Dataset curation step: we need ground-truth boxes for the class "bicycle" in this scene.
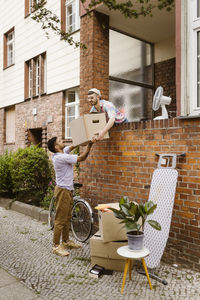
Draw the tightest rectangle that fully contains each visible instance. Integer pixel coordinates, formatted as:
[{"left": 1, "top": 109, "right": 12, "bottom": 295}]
[{"left": 48, "top": 183, "right": 94, "bottom": 242}]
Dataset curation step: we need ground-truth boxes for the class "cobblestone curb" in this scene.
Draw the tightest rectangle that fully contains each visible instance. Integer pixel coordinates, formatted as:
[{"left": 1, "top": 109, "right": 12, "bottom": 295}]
[{"left": 0, "top": 197, "right": 48, "bottom": 223}]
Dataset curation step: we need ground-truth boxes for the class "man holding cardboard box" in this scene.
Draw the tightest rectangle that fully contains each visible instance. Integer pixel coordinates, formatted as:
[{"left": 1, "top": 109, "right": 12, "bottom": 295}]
[
  {"left": 88, "top": 88, "right": 128, "bottom": 140},
  {"left": 47, "top": 137, "right": 95, "bottom": 257}
]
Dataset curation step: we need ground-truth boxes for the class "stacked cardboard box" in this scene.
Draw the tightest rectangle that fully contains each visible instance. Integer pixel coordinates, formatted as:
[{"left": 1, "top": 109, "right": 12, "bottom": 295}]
[{"left": 90, "top": 203, "right": 128, "bottom": 272}]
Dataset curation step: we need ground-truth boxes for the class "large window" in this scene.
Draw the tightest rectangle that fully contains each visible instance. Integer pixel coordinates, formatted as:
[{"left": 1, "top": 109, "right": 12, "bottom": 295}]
[
  {"left": 24, "top": 52, "right": 46, "bottom": 99},
  {"left": 65, "top": 88, "right": 79, "bottom": 138},
  {"left": 3, "top": 28, "right": 15, "bottom": 69},
  {"left": 187, "top": 0, "right": 200, "bottom": 115},
  {"left": 109, "top": 29, "right": 154, "bottom": 122},
  {"left": 5, "top": 107, "right": 15, "bottom": 144},
  {"left": 25, "top": 0, "right": 38, "bottom": 17},
  {"left": 61, "top": 0, "right": 80, "bottom": 33}
]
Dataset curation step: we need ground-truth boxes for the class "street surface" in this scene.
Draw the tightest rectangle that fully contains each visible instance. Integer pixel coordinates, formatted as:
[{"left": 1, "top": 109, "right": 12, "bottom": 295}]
[{"left": 0, "top": 206, "right": 200, "bottom": 300}]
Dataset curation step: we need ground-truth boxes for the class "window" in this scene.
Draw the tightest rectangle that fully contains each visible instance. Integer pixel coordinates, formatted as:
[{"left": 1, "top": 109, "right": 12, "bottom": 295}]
[
  {"left": 5, "top": 107, "right": 15, "bottom": 143},
  {"left": 65, "top": 88, "right": 79, "bottom": 138},
  {"left": 3, "top": 28, "right": 15, "bottom": 69},
  {"left": 24, "top": 53, "right": 46, "bottom": 99},
  {"left": 61, "top": 0, "right": 80, "bottom": 33},
  {"left": 187, "top": 0, "right": 200, "bottom": 115},
  {"left": 25, "top": 0, "right": 38, "bottom": 17},
  {"left": 109, "top": 29, "right": 154, "bottom": 122}
]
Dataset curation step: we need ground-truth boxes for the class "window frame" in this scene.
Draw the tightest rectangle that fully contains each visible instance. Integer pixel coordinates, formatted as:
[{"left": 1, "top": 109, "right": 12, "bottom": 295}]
[
  {"left": 109, "top": 27, "right": 154, "bottom": 121},
  {"left": 65, "top": 87, "right": 80, "bottom": 139},
  {"left": 25, "top": 0, "right": 38, "bottom": 17},
  {"left": 61, "top": 0, "right": 80, "bottom": 34},
  {"left": 5, "top": 106, "right": 15, "bottom": 144},
  {"left": 66, "top": 0, "right": 79, "bottom": 33},
  {"left": 187, "top": 0, "right": 200, "bottom": 116},
  {"left": 24, "top": 52, "right": 46, "bottom": 100},
  {"left": 3, "top": 27, "right": 15, "bottom": 69}
]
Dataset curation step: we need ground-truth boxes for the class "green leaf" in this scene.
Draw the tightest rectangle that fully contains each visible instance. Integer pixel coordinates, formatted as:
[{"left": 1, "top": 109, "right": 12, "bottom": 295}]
[{"left": 147, "top": 220, "right": 161, "bottom": 231}]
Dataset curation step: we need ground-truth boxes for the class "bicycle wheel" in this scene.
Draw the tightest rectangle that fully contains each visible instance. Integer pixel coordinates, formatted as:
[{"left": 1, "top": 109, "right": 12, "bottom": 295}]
[
  {"left": 71, "top": 199, "right": 93, "bottom": 242},
  {"left": 48, "top": 196, "right": 56, "bottom": 230}
]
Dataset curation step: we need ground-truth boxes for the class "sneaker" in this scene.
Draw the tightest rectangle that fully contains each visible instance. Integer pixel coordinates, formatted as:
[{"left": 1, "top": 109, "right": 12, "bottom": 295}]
[
  {"left": 62, "top": 240, "right": 81, "bottom": 249},
  {"left": 52, "top": 245, "right": 69, "bottom": 256}
]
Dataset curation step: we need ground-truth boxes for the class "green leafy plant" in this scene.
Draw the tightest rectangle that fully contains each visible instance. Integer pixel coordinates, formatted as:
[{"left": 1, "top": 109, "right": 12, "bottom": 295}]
[
  {"left": 40, "top": 179, "right": 55, "bottom": 209},
  {"left": 9, "top": 145, "right": 52, "bottom": 206},
  {"left": 110, "top": 196, "right": 161, "bottom": 235},
  {"left": 0, "top": 150, "right": 14, "bottom": 197}
]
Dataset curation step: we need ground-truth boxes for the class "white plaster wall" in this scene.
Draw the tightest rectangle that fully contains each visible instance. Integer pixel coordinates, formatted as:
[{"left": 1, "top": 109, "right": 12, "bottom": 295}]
[
  {"left": 0, "top": 0, "right": 80, "bottom": 108},
  {"left": 154, "top": 37, "right": 175, "bottom": 63}
]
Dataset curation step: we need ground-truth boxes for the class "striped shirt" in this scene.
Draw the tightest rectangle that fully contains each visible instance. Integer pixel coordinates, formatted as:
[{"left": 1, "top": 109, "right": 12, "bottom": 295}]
[{"left": 90, "top": 99, "right": 126, "bottom": 124}]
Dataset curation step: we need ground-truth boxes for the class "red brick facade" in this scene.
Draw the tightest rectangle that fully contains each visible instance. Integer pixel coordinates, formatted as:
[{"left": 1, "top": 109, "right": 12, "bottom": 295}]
[
  {"left": 154, "top": 58, "right": 176, "bottom": 118},
  {"left": 79, "top": 12, "right": 200, "bottom": 271},
  {"left": 0, "top": 92, "right": 65, "bottom": 154},
  {"left": 80, "top": 11, "right": 109, "bottom": 115},
  {"left": 79, "top": 118, "right": 200, "bottom": 271}
]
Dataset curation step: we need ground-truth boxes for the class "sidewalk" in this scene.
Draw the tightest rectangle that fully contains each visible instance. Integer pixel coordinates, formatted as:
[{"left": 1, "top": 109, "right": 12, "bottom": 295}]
[
  {"left": 0, "top": 267, "right": 43, "bottom": 300},
  {"left": 0, "top": 198, "right": 200, "bottom": 299}
]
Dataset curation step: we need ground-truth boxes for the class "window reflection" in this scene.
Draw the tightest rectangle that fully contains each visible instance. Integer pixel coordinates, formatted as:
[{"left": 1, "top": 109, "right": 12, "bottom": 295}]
[
  {"left": 109, "top": 30, "right": 153, "bottom": 85},
  {"left": 109, "top": 81, "right": 153, "bottom": 122},
  {"left": 109, "top": 29, "right": 154, "bottom": 121}
]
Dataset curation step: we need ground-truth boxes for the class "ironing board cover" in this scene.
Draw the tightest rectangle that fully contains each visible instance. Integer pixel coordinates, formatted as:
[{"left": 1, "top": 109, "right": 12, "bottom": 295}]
[{"left": 143, "top": 168, "right": 178, "bottom": 269}]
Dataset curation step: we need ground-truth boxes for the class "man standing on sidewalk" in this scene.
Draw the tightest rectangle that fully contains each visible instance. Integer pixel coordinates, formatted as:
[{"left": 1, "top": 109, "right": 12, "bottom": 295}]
[{"left": 47, "top": 137, "right": 95, "bottom": 257}]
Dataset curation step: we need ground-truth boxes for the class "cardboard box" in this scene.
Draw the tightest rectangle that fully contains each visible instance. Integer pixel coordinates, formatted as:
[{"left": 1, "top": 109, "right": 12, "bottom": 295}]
[
  {"left": 69, "top": 113, "right": 109, "bottom": 147},
  {"left": 98, "top": 203, "right": 127, "bottom": 243},
  {"left": 90, "top": 232, "right": 127, "bottom": 271}
]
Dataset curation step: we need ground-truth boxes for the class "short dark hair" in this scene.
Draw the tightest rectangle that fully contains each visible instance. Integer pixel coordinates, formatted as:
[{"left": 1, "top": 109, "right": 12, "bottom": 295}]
[{"left": 47, "top": 137, "right": 57, "bottom": 153}]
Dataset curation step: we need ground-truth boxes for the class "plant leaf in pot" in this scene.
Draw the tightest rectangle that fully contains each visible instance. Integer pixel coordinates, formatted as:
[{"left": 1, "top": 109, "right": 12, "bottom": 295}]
[{"left": 109, "top": 196, "right": 161, "bottom": 250}]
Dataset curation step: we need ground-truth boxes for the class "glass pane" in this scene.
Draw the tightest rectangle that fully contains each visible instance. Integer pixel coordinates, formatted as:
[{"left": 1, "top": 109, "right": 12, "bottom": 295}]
[
  {"left": 8, "top": 44, "right": 13, "bottom": 52},
  {"left": 67, "top": 5, "right": 72, "bottom": 15},
  {"left": 198, "top": 0, "right": 200, "bottom": 18},
  {"left": 109, "top": 30, "right": 153, "bottom": 85},
  {"left": 68, "top": 91, "right": 75, "bottom": 103},
  {"left": 67, "top": 127, "right": 70, "bottom": 137},
  {"left": 109, "top": 80, "right": 153, "bottom": 122},
  {"left": 198, "top": 32, "right": 200, "bottom": 107},
  {"left": 7, "top": 32, "right": 13, "bottom": 42},
  {"left": 68, "top": 106, "right": 75, "bottom": 116}
]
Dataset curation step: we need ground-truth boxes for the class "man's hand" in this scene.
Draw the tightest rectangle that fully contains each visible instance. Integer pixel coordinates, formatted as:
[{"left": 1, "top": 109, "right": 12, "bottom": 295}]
[
  {"left": 90, "top": 136, "right": 97, "bottom": 143},
  {"left": 77, "top": 139, "right": 96, "bottom": 162},
  {"left": 93, "top": 131, "right": 104, "bottom": 141}
]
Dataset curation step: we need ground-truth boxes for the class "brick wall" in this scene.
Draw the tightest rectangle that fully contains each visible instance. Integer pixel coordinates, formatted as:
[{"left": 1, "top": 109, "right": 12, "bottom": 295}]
[
  {"left": 0, "top": 92, "right": 65, "bottom": 153},
  {"left": 154, "top": 58, "right": 176, "bottom": 118},
  {"left": 80, "top": 11, "right": 109, "bottom": 115},
  {"left": 79, "top": 118, "right": 200, "bottom": 271}
]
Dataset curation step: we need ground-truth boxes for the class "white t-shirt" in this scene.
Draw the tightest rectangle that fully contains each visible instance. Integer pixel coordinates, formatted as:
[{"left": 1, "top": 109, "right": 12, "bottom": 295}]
[{"left": 52, "top": 146, "right": 78, "bottom": 190}]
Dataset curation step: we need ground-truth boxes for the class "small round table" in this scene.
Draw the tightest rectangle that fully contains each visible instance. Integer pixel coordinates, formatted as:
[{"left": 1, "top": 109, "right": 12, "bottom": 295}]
[{"left": 117, "top": 246, "right": 152, "bottom": 294}]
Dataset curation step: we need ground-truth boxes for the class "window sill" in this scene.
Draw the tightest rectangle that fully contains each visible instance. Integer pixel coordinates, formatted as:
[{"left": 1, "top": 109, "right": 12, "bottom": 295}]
[
  {"left": 3, "top": 63, "right": 15, "bottom": 70},
  {"left": 4, "top": 142, "right": 15, "bottom": 145},
  {"left": 177, "top": 114, "right": 200, "bottom": 120},
  {"left": 60, "top": 28, "right": 80, "bottom": 40}
]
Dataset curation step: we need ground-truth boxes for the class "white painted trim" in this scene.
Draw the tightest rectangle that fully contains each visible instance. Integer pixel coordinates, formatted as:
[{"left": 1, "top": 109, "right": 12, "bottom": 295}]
[
  {"left": 65, "top": 87, "right": 80, "bottom": 138},
  {"left": 187, "top": 0, "right": 200, "bottom": 116}
]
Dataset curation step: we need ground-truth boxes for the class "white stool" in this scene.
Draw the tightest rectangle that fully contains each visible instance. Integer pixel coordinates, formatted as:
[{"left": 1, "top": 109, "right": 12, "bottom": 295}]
[{"left": 117, "top": 246, "right": 152, "bottom": 294}]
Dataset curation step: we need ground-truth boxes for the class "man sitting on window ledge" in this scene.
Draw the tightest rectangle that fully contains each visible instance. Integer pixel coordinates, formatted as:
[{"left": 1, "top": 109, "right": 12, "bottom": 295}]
[{"left": 87, "top": 88, "right": 128, "bottom": 140}]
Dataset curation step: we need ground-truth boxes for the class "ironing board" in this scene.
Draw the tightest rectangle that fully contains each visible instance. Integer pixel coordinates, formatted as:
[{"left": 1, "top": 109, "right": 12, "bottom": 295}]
[{"left": 143, "top": 154, "right": 178, "bottom": 269}]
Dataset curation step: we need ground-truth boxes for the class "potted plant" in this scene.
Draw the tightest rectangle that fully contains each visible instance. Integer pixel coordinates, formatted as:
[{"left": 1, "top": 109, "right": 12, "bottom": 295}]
[{"left": 110, "top": 196, "right": 161, "bottom": 250}]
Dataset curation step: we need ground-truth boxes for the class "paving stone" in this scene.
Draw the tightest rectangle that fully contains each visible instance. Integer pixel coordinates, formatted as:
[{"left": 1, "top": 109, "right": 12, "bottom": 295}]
[{"left": 0, "top": 206, "right": 200, "bottom": 300}]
